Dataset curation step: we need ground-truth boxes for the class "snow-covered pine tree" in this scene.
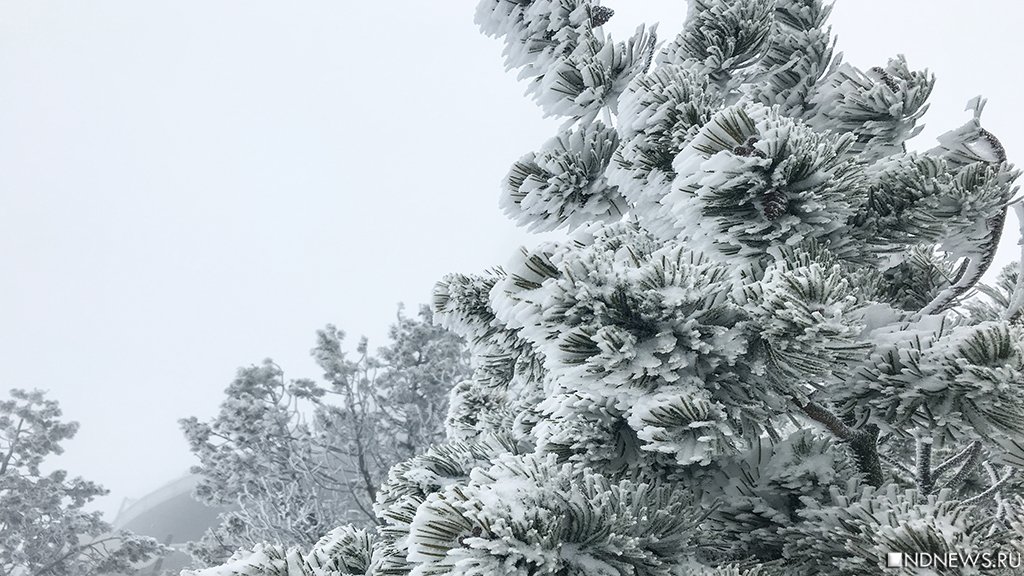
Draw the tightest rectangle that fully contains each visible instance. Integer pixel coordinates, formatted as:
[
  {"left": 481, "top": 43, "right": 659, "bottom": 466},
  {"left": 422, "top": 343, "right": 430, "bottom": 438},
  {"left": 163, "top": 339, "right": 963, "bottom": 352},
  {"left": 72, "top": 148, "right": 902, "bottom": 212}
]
[{"left": 184, "top": 1, "right": 1024, "bottom": 575}]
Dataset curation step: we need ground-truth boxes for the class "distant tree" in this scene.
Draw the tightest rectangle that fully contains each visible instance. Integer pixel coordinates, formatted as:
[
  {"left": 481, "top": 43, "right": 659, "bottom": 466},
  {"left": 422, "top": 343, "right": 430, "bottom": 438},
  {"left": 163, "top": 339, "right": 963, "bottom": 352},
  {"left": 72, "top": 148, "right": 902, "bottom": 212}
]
[
  {"left": 0, "top": 388, "right": 166, "bottom": 576},
  {"left": 371, "top": 304, "right": 473, "bottom": 462},
  {"left": 181, "top": 305, "right": 470, "bottom": 566},
  {"left": 178, "top": 360, "right": 335, "bottom": 566}
]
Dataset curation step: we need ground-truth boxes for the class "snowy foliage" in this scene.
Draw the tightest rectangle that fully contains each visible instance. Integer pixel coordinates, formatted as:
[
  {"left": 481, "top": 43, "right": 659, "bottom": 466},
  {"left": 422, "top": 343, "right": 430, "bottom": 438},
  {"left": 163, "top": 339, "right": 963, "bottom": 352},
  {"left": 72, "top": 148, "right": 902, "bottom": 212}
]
[
  {"left": 400, "top": 452, "right": 701, "bottom": 576},
  {"left": 192, "top": 1, "right": 1024, "bottom": 575},
  {"left": 181, "top": 526, "right": 373, "bottom": 576},
  {"left": 476, "top": 0, "right": 657, "bottom": 118},
  {"left": 0, "top": 389, "right": 166, "bottom": 576},
  {"left": 502, "top": 121, "right": 625, "bottom": 232}
]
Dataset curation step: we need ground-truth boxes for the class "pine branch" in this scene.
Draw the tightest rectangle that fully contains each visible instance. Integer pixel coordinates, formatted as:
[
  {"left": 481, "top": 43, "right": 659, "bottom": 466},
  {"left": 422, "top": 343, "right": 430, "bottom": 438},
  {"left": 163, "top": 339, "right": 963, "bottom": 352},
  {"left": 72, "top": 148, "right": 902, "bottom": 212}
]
[
  {"left": 879, "top": 453, "right": 914, "bottom": 479},
  {"left": 797, "top": 400, "right": 884, "bottom": 486},
  {"left": 982, "top": 461, "right": 1010, "bottom": 525},
  {"left": 1002, "top": 202, "right": 1024, "bottom": 323},
  {"left": 936, "top": 441, "right": 984, "bottom": 493},
  {"left": 915, "top": 437, "right": 933, "bottom": 494},
  {"left": 917, "top": 139, "right": 1010, "bottom": 317},
  {"left": 931, "top": 441, "right": 982, "bottom": 481},
  {"left": 962, "top": 466, "right": 1014, "bottom": 506}
]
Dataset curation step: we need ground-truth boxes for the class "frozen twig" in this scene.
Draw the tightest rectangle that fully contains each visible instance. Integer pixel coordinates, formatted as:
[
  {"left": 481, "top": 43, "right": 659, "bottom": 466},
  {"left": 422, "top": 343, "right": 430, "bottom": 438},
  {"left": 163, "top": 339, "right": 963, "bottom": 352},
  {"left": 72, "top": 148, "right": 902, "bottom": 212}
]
[
  {"left": 963, "top": 465, "right": 1014, "bottom": 506},
  {"left": 916, "top": 436, "right": 933, "bottom": 494},
  {"left": 797, "top": 399, "right": 883, "bottom": 486}
]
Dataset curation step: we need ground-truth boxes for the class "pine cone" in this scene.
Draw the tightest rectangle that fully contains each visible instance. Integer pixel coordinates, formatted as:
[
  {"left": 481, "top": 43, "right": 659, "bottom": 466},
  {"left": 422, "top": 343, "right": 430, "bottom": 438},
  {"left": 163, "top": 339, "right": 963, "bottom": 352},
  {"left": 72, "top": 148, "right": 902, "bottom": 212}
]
[
  {"left": 869, "top": 66, "right": 899, "bottom": 93},
  {"left": 590, "top": 6, "right": 614, "bottom": 28}
]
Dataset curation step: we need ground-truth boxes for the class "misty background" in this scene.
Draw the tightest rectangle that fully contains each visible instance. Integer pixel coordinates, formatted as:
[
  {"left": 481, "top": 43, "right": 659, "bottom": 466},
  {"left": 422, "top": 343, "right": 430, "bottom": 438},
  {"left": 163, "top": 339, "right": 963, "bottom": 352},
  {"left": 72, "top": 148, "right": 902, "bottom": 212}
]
[{"left": 1, "top": 0, "right": 1022, "bottom": 519}]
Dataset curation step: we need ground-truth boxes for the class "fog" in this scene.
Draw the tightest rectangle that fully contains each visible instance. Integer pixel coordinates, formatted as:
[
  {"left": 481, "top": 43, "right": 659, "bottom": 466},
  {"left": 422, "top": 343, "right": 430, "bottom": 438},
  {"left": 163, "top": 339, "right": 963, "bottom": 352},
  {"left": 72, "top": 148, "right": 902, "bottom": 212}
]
[{"left": 1, "top": 0, "right": 1021, "bottom": 518}]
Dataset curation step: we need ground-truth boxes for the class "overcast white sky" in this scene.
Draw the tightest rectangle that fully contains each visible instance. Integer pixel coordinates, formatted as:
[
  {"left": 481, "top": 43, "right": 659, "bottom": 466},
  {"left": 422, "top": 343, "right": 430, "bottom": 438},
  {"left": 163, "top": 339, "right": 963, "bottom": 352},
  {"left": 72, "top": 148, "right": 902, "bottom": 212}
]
[{"left": 2, "top": 1, "right": 1022, "bottom": 519}]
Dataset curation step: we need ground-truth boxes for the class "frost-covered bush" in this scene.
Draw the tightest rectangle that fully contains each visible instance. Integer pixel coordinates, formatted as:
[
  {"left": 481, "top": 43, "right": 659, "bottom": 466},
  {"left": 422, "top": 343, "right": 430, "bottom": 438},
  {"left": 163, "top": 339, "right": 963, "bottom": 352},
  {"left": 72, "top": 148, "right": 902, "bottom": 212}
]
[{"left": 190, "top": 1, "right": 1024, "bottom": 575}]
